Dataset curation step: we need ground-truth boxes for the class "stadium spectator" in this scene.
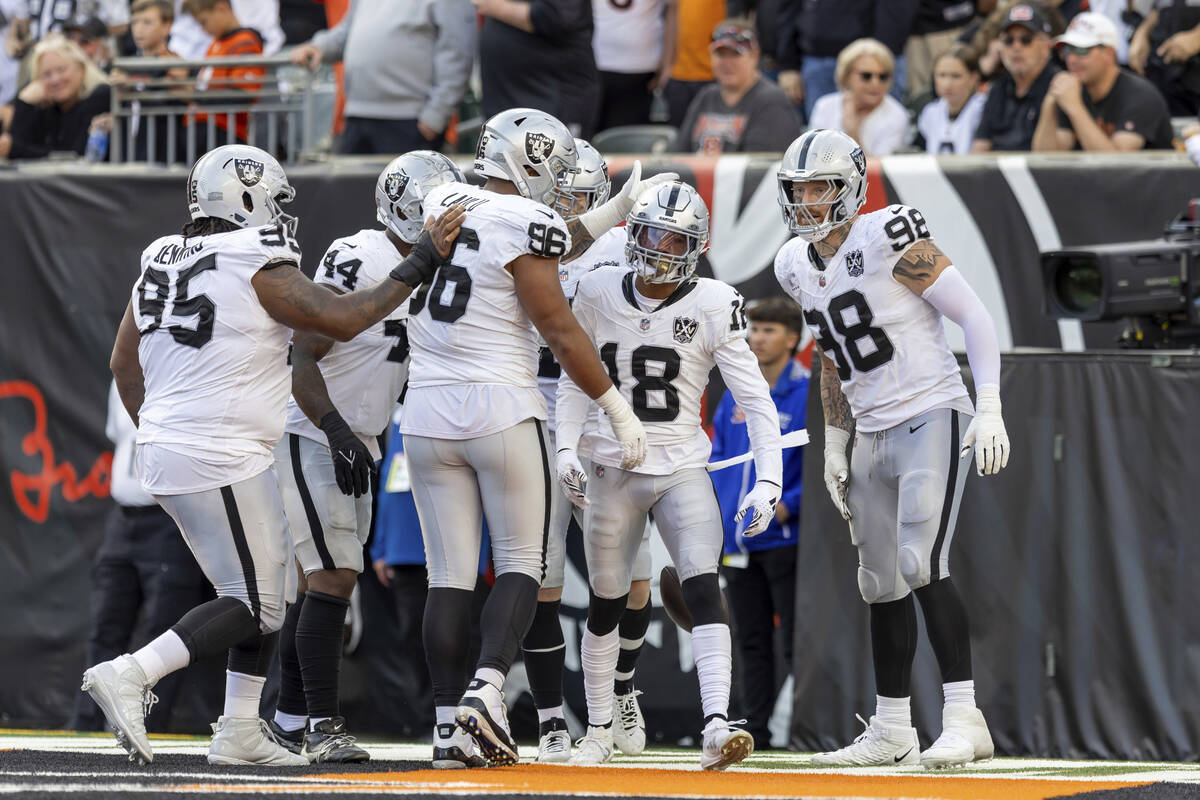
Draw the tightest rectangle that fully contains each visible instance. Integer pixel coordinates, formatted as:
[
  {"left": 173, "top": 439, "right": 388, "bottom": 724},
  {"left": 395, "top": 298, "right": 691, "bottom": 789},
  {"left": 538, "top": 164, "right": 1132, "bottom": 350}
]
[
  {"left": 958, "top": 0, "right": 1065, "bottom": 80},
  {"left": 114, "top": 0, "right": 188, "bottom": 163},
  {"left": 971, "top": 3, "right": 1060, "bottom": 152},
  {"left": 476, "top": 0, "right": 600, "bottom": 137},
  {"left": 64, "top": 16, "right": 111, "bottom": 71},
  {"left": 661, "top": 0, "right": 723, "bottom": 128},
  {"left": 710, "top": 296, "right": 808, "bottom": 752},
  {"left": 775, "top": 0, "right": 918, "bottom": 117},
  {"left": 70, "top": 382, "right": 210, "bottom": 734},
  {"left": 184, "top": 0, "right": 264, "bottom": 150},
  {"left": 592, "top": 0, "right": 676, "bottom": 130},
  {"left": 807, "top": 38, "right": 910, "bottom": 156},
  {"left": 672, "top": 19, "right": 801, "bottom": 153},
  {"left": 1088, "top": 0, "right": 1156, "bottom": 65},
  {"left": 0, "top": 0, "right": 26, "bottom": 105},
  {"left": 916, "top": 46, "right": 985, "bottom": 153},
  {"left": 24, "top": 0, "right": 129, "bottom": 47},
  {"left": 1129, "top": 0, "right": 1200, "bottom": 115},
  {"left": 905, "top": 0, "right": 979, "bottom": 102},
  {"left": 169, "top": 0, "right": 284, "bottom": 59},
  {"left": 1033, "top": 12, "right": 1174, "bottom": 150},
  {"left": 288, "top": 0, "right": 474, "bottom": 154},
  {"left": 0, "top": 35, "right": 110, "bottom": 160}
]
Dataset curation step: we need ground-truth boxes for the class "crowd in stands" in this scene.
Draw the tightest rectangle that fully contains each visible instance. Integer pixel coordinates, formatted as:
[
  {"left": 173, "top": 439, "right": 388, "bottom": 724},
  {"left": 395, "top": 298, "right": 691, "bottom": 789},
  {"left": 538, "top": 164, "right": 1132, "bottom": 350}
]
[{"left": 0, "top": 0, "right": 1196, "bottom": 162}]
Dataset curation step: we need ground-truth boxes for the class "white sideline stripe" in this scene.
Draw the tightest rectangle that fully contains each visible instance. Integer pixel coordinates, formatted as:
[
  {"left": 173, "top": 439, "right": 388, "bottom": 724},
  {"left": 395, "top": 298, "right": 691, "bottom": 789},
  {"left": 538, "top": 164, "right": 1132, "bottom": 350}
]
[
  {"left": 996, "top": 156, "right": 1085, "bottom": 352},
  {"left": 881, "top": 155, "right": 1014, "bottom": 352}
]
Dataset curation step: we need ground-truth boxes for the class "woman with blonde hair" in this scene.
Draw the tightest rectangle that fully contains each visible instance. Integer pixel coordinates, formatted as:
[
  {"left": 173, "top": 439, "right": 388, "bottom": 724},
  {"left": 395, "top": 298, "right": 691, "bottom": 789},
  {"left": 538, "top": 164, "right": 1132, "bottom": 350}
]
[
  {"left": 807, "top": 37, "right": 910, "bottom": 156},
  {"left": 0, "top": 34, "right": 111, "bottom": 160}
]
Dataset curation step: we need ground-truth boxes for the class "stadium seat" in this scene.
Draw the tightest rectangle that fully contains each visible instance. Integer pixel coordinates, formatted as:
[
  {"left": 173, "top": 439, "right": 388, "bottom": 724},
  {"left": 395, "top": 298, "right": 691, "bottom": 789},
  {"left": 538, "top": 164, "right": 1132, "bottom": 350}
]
[{"left": 591, "top": 125, "right": 678, "bottom": 155}]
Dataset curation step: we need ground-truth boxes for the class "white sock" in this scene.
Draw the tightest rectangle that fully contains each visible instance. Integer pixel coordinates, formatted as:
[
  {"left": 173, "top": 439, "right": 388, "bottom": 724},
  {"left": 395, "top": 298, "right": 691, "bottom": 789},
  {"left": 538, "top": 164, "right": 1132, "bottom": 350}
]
[
  {"left": 473, "top": 667, "right": 505, "bottom": 690},
  {"left": 273, "top": 710, "right": 307, "bottom": 731},
  {"left": 223, "top": 670, "right": 266, "bottom": 718},
  {"left": 691, "top": 623, "right": 732, "bottom": 722},
  {"left": 943, "top": 679, "right": 976, "bottom": 708},
  {"left": 537, "top": 705, "right": 565, "bottom": 725},
  {"left": 131, "top": 630, "right": 190, "bottom": 686},
  {"left": 581, "top": 627, "right": 620, "bottom": 727},
  {"left": 309, "top": 716, "right": 330, "bottom": 730},
  {"left": 875, "top": 695, "right": 912, "bottom": 729},
  {"left": 435, "top": 705, "right": 456, "bottom": 726}
]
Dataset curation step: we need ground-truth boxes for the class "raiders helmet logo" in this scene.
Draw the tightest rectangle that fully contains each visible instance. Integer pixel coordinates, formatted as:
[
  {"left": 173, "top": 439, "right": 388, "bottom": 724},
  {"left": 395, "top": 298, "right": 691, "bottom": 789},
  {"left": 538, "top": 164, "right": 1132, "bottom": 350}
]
[
  {"left": 384, "top": 172, "right": 409, "bottom": 202},
  {"left": 850, "top": 147, "right": 866, "bottom": 176},
  {"left": 234, "top": 158, "right": 265, "bottom": 187},
  {"left": 673, "top": 316, "right": 698, "bottom": 344},
  {"left": 525, "top": 131, "right": 554, "bottom": 165},
  {"left": 846, "top": 249, "right": 865, "bottom": 278}
]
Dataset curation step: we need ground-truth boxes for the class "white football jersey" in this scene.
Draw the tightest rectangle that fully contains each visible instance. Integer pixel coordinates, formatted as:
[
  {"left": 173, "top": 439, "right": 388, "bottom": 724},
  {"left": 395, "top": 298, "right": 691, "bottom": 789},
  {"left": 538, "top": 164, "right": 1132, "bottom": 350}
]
[
  {"left": 774, "top": 205, "right": 972, "bottom": 433},
  {"left": 567, "top": 266, "right": 764, "bottom": 475},
  {"left": 284, "top": 228, "right": 409, "bottom": 460},
  {"left": 538, "top": 226, "right": 627, "bottom": 426},
  {"left": 401, "top": 181, "right": 573, "bottom": 439},
  {"left": 133, "top": 224, "right": 301, "bottom": 493}
]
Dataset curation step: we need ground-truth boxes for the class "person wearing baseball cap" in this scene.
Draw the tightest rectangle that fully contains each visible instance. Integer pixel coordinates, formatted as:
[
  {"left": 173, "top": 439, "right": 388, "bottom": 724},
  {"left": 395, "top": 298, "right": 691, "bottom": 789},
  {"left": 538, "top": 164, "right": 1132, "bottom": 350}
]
[
  {"left": 1032, "top": 11, "right": 1173, "bottom": 151},
  {"left": 972, "top": 3, "right": 1060, "bottom": 152}
]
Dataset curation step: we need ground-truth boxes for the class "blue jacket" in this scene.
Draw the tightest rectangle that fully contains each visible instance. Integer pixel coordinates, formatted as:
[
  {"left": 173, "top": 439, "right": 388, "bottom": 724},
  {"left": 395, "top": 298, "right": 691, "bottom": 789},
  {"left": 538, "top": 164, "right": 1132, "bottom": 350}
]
[{"left": 709, "top": 360, "right": 809, "bottom": 555}]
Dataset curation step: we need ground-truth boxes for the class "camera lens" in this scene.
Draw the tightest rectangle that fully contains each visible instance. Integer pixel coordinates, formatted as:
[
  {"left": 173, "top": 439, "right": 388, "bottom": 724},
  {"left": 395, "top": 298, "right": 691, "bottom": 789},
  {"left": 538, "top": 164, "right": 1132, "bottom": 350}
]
[{"left": 1054, "top": 256, "right": 1101, "bottom": 314}]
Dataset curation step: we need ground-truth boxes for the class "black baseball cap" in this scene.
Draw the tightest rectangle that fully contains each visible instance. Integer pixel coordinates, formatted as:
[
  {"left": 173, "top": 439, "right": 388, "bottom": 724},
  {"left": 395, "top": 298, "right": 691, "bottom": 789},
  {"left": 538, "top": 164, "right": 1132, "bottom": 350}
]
[
  {"left": 64, "top": 16, "right": 108, "bottom": 42},
  {"left": 1004, "top": 3, "right": 1052, "bottom": 36}
]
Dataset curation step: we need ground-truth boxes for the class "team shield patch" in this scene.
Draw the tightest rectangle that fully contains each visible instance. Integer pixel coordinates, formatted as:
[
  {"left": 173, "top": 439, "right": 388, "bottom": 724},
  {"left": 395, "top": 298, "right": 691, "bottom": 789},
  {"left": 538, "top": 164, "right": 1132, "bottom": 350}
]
[
  {"left": 673, "top": 316, "right": 698, "bottom": 344},
  {"left": 850, "top": 147, "right": 866, "bottom": 176},
  {"left": 234, "top": 158, "right": 264, "bottom": 187},
  {"left": 846, "top": 249, "right": 864, "bottom": 278},
  {"left": 384, "top": 172, "right": 409, "bottom": 202},
  {"left": 525, "top": 131, "right": 553, "bottom": 164}
]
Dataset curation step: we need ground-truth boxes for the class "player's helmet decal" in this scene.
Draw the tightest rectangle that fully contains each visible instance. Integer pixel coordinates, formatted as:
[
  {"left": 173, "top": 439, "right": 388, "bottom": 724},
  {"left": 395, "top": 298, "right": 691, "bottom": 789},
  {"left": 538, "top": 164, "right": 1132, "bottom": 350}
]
[
  {"left": 525, "top": 131, "right": 554, "bottom": 164},
  {"left": 673, "top": 316, "right": 698, "bottom": 344},
  {"left": 851, "top": 147, "right": 866, "bottom": 176},
  {"left": 384, "top": 172, "right": 409, "bottom": 202},
  {"left": 234, "top": 158, "right": 264, "bottom": 187}
]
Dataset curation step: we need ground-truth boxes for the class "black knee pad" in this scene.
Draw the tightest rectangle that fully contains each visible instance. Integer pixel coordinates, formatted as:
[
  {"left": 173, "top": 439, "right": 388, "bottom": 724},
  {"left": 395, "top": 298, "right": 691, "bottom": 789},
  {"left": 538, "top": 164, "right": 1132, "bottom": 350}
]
[
  {"left": 171, "top": 595, "right": 259, "bottom": 661},
  {"left": 228, "top": 630, "right": 279, "bottom": 677},
  {"left": 681, "top": 573, "right": 726, "bottom": 627},
  {"left": 586, "top": 591, "right": 629, "bottom": 635}
]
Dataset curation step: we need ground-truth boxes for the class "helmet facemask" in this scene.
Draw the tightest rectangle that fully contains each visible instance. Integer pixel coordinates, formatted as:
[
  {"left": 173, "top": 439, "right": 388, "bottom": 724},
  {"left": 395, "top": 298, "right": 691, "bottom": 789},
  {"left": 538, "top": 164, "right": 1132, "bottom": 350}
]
[
  {"left": 626, "top": 223, "right": 702, "bottom": 284},
  {"left": 778, "top": 175, "right": 851, "bottom": 243},
  {"left": 266, "top": 184, "right": 297, "bottom": 237}
]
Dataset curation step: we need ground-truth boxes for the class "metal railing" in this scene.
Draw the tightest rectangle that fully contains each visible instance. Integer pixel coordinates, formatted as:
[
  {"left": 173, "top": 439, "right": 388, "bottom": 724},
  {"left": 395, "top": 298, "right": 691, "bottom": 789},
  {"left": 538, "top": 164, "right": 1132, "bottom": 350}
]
[{"left": 108, "top": 53, "right": 323, "bottom": 165}]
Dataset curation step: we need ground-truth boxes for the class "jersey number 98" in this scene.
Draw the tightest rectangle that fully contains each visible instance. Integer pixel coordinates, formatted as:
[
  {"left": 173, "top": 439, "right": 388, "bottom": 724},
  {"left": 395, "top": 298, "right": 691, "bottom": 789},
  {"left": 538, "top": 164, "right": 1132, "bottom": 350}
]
[{"left": 804, "top": 289, "right": 894, "bottom": 380}]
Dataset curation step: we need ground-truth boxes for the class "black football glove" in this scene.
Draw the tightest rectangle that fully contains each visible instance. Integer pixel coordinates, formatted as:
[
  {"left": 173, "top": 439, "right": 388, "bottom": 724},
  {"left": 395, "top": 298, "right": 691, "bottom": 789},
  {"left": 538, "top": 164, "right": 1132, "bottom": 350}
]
[
  {"left": 319, "top": 411, "right": 374, "bottom": 498},
  {"left": 389, "top": 229, "right": 445, "bottom": 288}
]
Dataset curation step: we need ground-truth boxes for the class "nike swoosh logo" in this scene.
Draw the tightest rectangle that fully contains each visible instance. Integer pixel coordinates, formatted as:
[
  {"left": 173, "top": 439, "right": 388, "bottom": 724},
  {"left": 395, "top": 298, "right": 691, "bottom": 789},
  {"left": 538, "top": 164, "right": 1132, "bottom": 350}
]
[
  {"left": 536, "top": 209, "right": 553, "bottom": 219},
  {"left": 895, "top": 747, "right": 913, "bottom": 763},
  {"left": 908, "top": 422, "right": 928, "bottom": 434}
]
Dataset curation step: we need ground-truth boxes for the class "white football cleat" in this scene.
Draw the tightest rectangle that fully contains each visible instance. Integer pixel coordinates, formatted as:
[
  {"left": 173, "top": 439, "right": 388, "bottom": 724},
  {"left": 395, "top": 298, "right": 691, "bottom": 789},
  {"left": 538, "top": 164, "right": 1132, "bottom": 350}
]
[
  {"left": 536, "top": 718, "right": 572, "bottom": 763},
  {"left": 612, "top": 689, "right": 646, "bottom": 756},
  {"left": 432, "top": 723, "right": 486, "bottom": 769},
  {"left": 80, "top": 655, "right": 156, "bottom": 764},
  {"left": 700, "top": 722, "right": 754, "bottom": 771},
  {"left": 569, "top": 725, "right": 614, "bottom": 765},
  {"left": 921, "top": 705, "right": 994, "bottom": 769},
  {"left": 811, "top": 715, "right": 919, "bottom": 767},
  {"left": 456, "top": 679, "right": 518, "bottom": 766},
  {"left": 208, "top": 716, "right": 310, "bottom": 766}
]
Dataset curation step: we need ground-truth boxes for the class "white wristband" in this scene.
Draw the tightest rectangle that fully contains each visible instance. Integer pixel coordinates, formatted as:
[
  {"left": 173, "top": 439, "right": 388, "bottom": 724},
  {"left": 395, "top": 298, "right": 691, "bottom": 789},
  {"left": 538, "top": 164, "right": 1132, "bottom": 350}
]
[
  {"left": 577, "top": 194, "right": 632, "bottom": 241},
  {"left": 595, "top": 384, "right": 634, "bottom": 423},
  {"left": 825, "top": 426, "right": 850, "bottom": 455}
]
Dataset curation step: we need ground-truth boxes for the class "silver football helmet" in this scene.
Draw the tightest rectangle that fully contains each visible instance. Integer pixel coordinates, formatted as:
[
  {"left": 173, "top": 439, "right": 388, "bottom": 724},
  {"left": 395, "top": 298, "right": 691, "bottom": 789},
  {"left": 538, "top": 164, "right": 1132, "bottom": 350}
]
[
  {"left": 776, "top": 129, "right": 867, "bottom": 242},
  {"left": 474, "top": 108, "right": 578, "bottom": 208},
  {"left": 187, "top": 144, "right": 296, "bottom": 234},
  {"left": 553, "top": 138, "right": 610, "bottom": 219},
  {"left": 625, "top": 181, "right": 710, "bottom": 284},
  {"left": 375, "top": 151, "right": 464, "bottom": 243}
]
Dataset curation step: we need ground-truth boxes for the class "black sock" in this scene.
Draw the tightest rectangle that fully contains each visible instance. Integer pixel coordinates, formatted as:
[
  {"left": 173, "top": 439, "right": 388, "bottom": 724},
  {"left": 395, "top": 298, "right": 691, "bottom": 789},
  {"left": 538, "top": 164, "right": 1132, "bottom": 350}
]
[
  {"left": 275, "top": 594, "right": 307, "bottom": 719},
  {"left": 171, "top": 595, "right": 259, "bottom": 661},
  {"left": 869, "top": 594, "right": 918, "bottom": 698},
  {"left": 477, "top": 572, "right": 539, "bottom": 675},
  {"left": 296, "top": 590, "right": 349, "bottom": 720},
  {"left": 614, "top": 600, "right": 651, "bottom": 695},
  {"left": 424, "top": 587, "right": 475, "bottom": 707},
  {"left": 522, "top": 599, "right": 566, "bottom": 711},
  {"left": 229, "top": 630, "right": 278, "bottom": 677},
  {"left": 914, "top": 577, "right": 973, "bottom": 683}
]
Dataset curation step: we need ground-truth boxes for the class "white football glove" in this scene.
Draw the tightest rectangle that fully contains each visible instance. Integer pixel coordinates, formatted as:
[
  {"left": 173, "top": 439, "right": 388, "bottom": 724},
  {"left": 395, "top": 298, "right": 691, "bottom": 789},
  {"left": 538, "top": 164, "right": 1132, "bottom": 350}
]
[
  {"left": 556, "top": 448, "right": 590, "bottom": 509},
  {"left": 577, "top": 159, "right": 680, "bottom": 240},
  {"left": 824, "top": 426, "right": 852, "bottom": 521},
  {"left": 595, "top": 386, "right": 647, "bottom": 470},
  {"left": 735, "top": 480, "right": 780, "bottom": 537},
  {"left": 960, "top": 385, "right": 1010, "bottom": 476}
]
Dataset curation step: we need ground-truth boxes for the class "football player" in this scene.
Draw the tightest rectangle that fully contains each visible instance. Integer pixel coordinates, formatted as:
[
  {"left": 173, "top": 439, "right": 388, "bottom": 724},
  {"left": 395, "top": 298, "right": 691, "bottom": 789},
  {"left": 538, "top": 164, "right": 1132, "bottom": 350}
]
[
  {"left": 86, "top": 144, "right": 463, "bottom": 766},
  {"left": 402, "top": 108, "right": 657, "bottom": 767},
  {"left": 556, "top": 181, "right": 783, "bottom": 770},
  {"left": 523, "top": 139, "right": 675, "bottom": 763},
  {"left": 267, "top": 151, "right": 465, "bottom": 764},
  {"left": 773, "top": 129, "right": 1008, "bottom": 769}
]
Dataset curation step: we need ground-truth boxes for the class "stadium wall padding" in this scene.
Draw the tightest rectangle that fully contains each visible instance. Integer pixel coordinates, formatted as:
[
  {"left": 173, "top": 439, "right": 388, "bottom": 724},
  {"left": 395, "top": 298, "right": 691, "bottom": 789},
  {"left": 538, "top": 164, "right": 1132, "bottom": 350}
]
[{"left": 0, "top": 155, "right": 1197, "bottom": 755}]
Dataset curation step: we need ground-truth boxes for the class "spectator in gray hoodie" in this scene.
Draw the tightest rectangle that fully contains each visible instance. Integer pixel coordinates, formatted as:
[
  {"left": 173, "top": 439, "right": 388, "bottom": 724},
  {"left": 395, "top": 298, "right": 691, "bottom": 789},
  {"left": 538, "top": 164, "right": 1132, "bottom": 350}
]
[{"left": 290, "top": 0, "right": 476, "bottom": 154}]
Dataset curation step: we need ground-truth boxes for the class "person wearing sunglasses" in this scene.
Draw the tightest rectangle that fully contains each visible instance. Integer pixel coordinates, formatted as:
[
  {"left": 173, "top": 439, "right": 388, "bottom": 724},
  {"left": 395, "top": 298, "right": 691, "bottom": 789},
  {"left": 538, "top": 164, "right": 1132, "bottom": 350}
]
[
  {"left": 971, "top": 3, "right": 1060, "bottom": 152},
  {"left": 1033, "top": 11, "right": 1173, "bottom": 151},
  {"left": 807, "top": 37, "right": 910, "bottom": 156}
]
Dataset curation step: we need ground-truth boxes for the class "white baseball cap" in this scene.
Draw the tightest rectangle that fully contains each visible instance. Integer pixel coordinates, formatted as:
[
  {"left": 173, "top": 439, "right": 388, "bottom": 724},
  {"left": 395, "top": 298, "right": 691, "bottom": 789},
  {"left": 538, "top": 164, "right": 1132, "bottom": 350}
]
[{"left": 1055, "top": 12, "right": 1119, "bottom": 50}]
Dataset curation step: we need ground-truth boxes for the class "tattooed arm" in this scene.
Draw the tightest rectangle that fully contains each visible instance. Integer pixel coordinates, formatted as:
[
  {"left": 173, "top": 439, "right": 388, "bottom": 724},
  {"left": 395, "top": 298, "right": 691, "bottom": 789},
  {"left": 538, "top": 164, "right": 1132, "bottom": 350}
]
[
  {"left": 290, "top": 329, "right": 337, "bottom": 426},
  {"left": 562, "top": 216, "right": 598, "bottom": 262},
  {"left": 819, "top": 348, "right": 854, "bottom": 433},
  {"left": 891, "top": 238, "right": 953, "bottom": 294}
]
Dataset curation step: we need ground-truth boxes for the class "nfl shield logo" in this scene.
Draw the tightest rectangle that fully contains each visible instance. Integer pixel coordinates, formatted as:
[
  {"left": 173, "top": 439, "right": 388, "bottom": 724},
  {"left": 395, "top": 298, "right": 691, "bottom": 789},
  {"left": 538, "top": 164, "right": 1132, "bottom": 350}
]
[
  {"left": 384, "top": 172, "right": 408, "bottom": 202},
  {"left": 595, "top": 464, "right": 605, "bottom": 478},
  {"left": 525, "top": 131, "right": 553, "bottom": 164},
  {"left": 673, "top": 316, "right": 698, "bottom": 344},
  {"left": 234, "top": 158, "right": 264, "bottom": 187},
  {"left": 846, "top": 249, "right": 865, "bottom": 278},
  {"left": 639, "top": 318, "right": 651, "bottom": 332}
]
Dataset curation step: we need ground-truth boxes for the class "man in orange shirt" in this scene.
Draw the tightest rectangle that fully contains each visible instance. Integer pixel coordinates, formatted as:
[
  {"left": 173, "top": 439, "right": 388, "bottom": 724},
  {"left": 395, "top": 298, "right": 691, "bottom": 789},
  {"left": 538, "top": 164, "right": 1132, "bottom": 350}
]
[
  {"left": 663, "top": 0, "right": 725, "bottom": 127},
  {"left": 184, "top": 0, "right": 264, "bottom": 148}
]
